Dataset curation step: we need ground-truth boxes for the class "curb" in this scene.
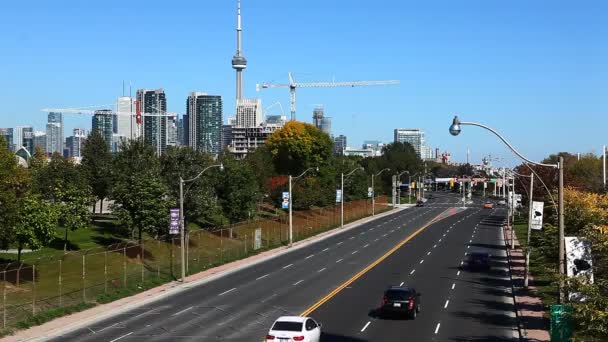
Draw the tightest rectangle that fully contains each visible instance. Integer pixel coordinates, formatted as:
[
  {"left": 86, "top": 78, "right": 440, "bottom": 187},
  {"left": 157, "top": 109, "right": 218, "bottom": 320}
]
[
  {"left": 502, "top": 225, "right": 525, "bottom": 341},
  {"left": 5, "top": 207, "right": 408, "bottom": 342}
]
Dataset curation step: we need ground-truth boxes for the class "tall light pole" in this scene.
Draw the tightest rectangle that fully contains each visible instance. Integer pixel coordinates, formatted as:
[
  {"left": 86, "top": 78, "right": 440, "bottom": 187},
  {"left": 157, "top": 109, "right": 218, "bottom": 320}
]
[
  {"left": 449, "top": 115, "right": 566, "bottom": 303},
  {"left": 179, "top": 163, "right": 224, "bottom": 282},
  {"left": 372, "top": 168, "right": 390, "bottom": 216},
  {"left": 396, "top": 170, "right": 409, "bottom": 205},
  {"left": 288, "top": 167, "right": 318, "bottom": 247},
  {"left": 342, "top": 167, "right": 364, "bottom": 228}
]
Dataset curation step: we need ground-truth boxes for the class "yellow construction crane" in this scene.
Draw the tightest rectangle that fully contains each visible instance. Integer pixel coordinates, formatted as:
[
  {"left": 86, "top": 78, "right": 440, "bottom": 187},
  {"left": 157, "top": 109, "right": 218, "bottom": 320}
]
[{"left": 256, "top": 72, "right": 400, "bottom": 121}]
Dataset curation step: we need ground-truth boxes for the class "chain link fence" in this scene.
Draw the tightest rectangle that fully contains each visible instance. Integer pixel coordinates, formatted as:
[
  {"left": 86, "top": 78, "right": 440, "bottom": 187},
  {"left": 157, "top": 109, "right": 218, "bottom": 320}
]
[{"left": 1, "top": 196, "right": 389, "bottom": 328}]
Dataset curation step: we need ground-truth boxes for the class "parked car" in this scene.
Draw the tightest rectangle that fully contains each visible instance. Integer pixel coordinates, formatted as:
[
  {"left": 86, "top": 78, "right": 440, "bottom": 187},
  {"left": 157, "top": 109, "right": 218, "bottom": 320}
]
[
  {"left": 379, "top": 285, "right": 421, "bottom": 319},
  {"left": 266, "top": 316, "right": 321, "bottom": 342},
  {"left": 483, "top": 201, "right": 494, "bottom": 209},
  {"left": 466, "top": 251, "right": 491, "bottom": 271}
]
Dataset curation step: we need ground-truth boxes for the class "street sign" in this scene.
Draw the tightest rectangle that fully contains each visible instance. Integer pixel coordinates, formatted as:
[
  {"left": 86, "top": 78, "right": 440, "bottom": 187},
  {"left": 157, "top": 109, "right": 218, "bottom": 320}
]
[
  {"left": 281, "top": 191, "right": 289, "bottom": 209},
  {"left": 169, "top": 208, "right": 180, "bottom": 234},
  {"left": 367, "top": 187, "right": 373, "bottom": 198},
  {"left": 336, "top": 189, "right": 342, "bottom": 203},
  {"left": 531, "top": 201, "right": 544, "bottom": 230}
]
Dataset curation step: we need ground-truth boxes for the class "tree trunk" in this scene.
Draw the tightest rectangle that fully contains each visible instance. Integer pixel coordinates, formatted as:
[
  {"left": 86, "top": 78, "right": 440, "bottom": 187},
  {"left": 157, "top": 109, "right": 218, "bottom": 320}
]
[
  {"left": 92, "top": 202, "right": 96, "bottom": 214},
  {"left": 138, "top": 227, "right": 142, "bottom": 244},
  {"left": 100, "top": 198, "right": 104, "bottom": 214},
  {"left": 64, "top": 227, "right": 68, "bottom": 252},
  {"left": 17, "top": 244, "right": 22, "bottom": 262}
]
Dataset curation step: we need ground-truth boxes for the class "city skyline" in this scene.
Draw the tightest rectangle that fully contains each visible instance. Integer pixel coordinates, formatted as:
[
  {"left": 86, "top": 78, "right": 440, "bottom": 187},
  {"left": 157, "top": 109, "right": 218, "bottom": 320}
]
[{"left": 1, "top": 0, "right": 607, "bottom": 164}]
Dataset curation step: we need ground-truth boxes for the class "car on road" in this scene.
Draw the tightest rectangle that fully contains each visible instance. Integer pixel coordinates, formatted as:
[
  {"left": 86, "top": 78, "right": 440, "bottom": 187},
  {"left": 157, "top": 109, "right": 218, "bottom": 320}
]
[
  {"left": 483, "top": 201, "right": 494, "bottom": 209},
  {"left": 266, "top": 316, "right": 321, "bottom": 342},
  {"left": 497, "top": 199, "right": 506, "bottom": 206},
  {"left": 379, "top": 285, "right": 421, "bottom": 319},
  {"left": 416, "top": 200, "right": 424, "bottom": 207},
  {"left": 466, "top": 251, "right": 491, "bottom": 271}
]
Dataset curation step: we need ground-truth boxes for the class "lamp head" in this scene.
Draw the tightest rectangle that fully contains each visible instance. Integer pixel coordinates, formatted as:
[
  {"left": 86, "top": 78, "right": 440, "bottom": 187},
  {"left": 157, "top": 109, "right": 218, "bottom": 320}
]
[
  {"left": 219, "top": 163, "right": 225, "bottom": 172},
  {"left": 449, "top": 115, "right": 461, "bottom": 136}
]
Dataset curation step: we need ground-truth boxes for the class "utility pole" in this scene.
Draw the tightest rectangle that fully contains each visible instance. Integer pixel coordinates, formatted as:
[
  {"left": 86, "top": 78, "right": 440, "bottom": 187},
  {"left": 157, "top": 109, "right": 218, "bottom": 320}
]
[
  {"left": 524, "top": 174, "right": 534, "bottom": 288},
  {"left": 288, "top": 175, "right": 293, "bottom": 247},
  {"left": 391, "top": 175, "right": 397, "bottom": 209},
  {"left": 179, "top": 178, "right": 186, "bottom": 282},
  {"left": 558, "top": 156, "right": 565, "bottom": 303}
]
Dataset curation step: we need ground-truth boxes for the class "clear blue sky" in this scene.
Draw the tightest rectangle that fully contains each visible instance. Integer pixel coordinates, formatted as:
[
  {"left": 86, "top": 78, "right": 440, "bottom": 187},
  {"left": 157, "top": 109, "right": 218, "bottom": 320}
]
[{"left": 1, "top": 0, "right": 606, "bottom": 164}]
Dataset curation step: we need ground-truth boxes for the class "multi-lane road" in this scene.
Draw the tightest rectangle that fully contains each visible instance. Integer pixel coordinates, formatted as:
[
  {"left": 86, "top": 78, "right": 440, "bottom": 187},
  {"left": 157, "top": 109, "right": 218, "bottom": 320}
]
[{"left": 50, "top": 192, "right": 518, "bottom": 342}]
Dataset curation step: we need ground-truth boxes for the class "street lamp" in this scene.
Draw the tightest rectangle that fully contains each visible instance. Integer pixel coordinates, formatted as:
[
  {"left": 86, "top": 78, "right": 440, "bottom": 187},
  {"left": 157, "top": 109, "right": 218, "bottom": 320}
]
[
  {"left": 342, "top": 167, "right": 364, "bottom": 228},
  {"left": 372, "top": 168, "right": 390, "bottom": 216},
  {"left": 179, "top": 163, "right": 224, "bottom": 282},
  {"left": 449, "top": 115, "right": 566, "bottom": 303},
  {"left": 396, "top": 170, "right": 410, "bottom": 205},
  {"left": 288, "top": 167, "right": 318, "bottom": 247}
]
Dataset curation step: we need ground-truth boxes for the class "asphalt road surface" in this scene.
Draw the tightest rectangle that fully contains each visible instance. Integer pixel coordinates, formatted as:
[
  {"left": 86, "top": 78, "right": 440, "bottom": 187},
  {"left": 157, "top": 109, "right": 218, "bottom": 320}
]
[{"left": 49, "top": 192, "right": 518, "bottom": 342}]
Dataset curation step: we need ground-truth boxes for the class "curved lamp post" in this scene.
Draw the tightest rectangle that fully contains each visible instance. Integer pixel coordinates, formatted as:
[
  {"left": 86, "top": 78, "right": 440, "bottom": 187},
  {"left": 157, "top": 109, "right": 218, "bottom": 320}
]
[
  {"left": 288, "top": 167, "right": 319, "bottom": 247},
  {"left": 450, "top": 115, "right": 565, "bottom": 303},
  {"left": 179, "top": 163, "right": 224, "bottom": 282},
  {"left": 396, "top": 170, "right": 410, "bottom": 205},
  {"left": 342, "top": 167, "right": 365, "bottom": 228},
  {"left": 372, "top": 168, "right": 390, "bottom": 216}
]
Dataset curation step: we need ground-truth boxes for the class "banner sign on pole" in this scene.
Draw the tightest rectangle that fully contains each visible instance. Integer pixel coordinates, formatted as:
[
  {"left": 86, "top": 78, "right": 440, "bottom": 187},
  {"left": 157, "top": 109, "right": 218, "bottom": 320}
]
[
  {"left": 368, "top": 187, "right": 373, "bottom": 198},
  {"left": 531, "top": 201, "right": 544, "bottom": 230},
  {"left": 336, "top": 189, "right": 342, "bottom": 203},
  {"left": 169, "top": 208, "right": 180, "bottom": 234},
  {"left": 281, "top": 191, "right": 290, "bottom": 209},
  {"left": 565, "top": 237, "right": 594, "bottom": 301}
]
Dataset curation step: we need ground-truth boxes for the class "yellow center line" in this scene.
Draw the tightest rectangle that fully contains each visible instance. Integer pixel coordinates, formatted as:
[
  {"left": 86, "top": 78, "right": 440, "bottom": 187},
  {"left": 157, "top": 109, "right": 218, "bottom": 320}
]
[{"left": 300, "top": 209, "right": 454, "bottom": 317}]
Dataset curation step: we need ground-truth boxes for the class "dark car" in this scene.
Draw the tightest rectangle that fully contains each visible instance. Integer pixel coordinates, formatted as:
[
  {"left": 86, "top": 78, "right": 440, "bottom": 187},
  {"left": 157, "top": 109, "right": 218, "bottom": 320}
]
[
  {"left": 379, "top": 286, "right": 421, "bottom": 319},
  {"left": 466, "top": 251, "right": 491, "bottom": 271},
  {"left": 415, "top": 200, "right": 424, "bottom": 207}
]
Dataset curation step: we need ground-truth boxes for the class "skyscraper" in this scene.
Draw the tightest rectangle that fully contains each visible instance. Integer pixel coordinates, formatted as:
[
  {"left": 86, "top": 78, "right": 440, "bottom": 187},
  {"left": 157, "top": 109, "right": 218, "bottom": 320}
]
[
  {"left": 33, "top": 131, "right": 46, "bottom": 154},
  {"left": 0, "top": 128, "right": 13, "bottom": 151},
  {"left": 167, "top": 114, "right": 178, "bottom": 148},
  {"left": 333, "top": 135, "right": 347, "bottom": 155},
  {"left": 116, "top": 96, "right": 138, "bottom": 141},
  {"left": 236, "top": 98, "right": 262, "bottom": 128},
  {"left": 187, "top": 92, "right": 223, "bottom": 154},
  {"left": 22, "top": 128, "right": 34, "bottom": 156},
  {"left": 92, "top": 110, "right": 114, "bottom": 151},
  {"left": 137, "top": 89, "right": 167, "bottom": 155},
  {"left": 394, "top": 128, "right": 426, "bottom": 158},
  {"left": 66, "top": 128, "right": 86, "bottom": 158},
  {"left": 46, "top": 112, "right": 64, "bottom": 155},
  {"left": 14, "top": 126, "right": 32, "bottom": 152}
]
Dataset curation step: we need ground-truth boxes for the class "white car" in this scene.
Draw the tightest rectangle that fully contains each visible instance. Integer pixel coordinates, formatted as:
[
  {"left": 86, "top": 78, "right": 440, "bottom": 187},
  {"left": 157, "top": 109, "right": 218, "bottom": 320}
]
[
  {"left": 498, "top": 200, "right": 507, "bottom": 205},
  {"left": 266, "top": 316, "right": 321, "bottom": 342}
]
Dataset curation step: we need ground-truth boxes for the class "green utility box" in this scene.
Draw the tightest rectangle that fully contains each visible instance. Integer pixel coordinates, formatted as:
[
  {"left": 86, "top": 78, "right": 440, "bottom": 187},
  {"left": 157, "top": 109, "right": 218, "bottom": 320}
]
[{"left": 550, "top": 304, "right": 572, "bottom": 342}]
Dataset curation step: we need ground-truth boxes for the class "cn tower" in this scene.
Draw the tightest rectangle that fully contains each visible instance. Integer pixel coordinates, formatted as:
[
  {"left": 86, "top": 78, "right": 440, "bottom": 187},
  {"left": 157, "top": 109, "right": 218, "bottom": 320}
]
[{"left": 231, "top": 0, "right": 247, "bottom": 100}]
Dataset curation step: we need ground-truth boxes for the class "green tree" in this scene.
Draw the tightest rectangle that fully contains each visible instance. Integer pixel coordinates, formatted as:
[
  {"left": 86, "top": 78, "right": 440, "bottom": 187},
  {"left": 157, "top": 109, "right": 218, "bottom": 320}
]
[
  {"left": 81, "top": 129, "right": 113, "bottom": 213},
  {"left": 160, "top": 146, "right": 223, "bottom": 227},
  {"left": 245, "top": 145, "right": 276, "bottom": 193},
  {"left": 15, "top": 194, "right": 57, "bottom": 261},
  {"left": 216, "top": 154, "right": 259, "bottom": 223},
  {"left": 0, "top": 136, "right": 30, "bottom": 250},
  {"left": 266, "top": 121, "right": 334, "bottom": 175},
  {"left": 32, "top": 153, "right": 92, "bottom": 251},
  {"left": 568, "top": 155, "right": 603, "bottom": 193},
  {"left": 112, "top": 139, "right": 171, "bottom": 241}
]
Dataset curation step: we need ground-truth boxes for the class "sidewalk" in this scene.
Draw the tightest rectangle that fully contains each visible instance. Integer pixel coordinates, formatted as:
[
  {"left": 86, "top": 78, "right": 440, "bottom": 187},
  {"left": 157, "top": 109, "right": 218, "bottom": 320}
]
[
  {"left": 503, "top": 225, "right": 550, "bottom": 342},
  {"left": 4, "top": 207, "right": 405, "bottom": 342}
]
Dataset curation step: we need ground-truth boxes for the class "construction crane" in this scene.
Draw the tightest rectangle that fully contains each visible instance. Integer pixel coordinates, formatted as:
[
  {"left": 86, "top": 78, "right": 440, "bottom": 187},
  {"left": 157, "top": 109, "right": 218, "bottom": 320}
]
[{"left": 256, "top": 72, "right": 400, "bottom": 121}]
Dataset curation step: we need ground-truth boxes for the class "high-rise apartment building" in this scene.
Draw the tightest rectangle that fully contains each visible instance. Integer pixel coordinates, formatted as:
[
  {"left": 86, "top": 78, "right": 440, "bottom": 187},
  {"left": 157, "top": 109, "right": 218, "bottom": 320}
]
[
  {"left": 0, "top": 128, "right": 13, "bottom": 151},
  {"left": 116, "top": 96, "right": 139, "bottom": 141},
  {"left": 167, "top": 114, "right": 178, "bottom": 148},
  {"left": 22, "top": 128, "right": 34, "bottom": 156},
  {"left": 66, "top": 128, "right": 86, "bottom": 158},
  {"left": 33, "top": 131, "right": 46, "bottom": 154},
  {"left": 186, "top": 92, "right": 223, "bottom": 154},
  {"left": 46, "top": 112, "right": 64, "bottom": 155},
  {"left": 312, "top": 106, "right": 331, "bottom": 135},
  {"left": 236, "top": 98, "right": 262, "bottom": 128},
  {"left": 333, "top": 135, "right": 347, "bottom": 155},
  {"left": 137, "top": 89, "right": 167, "bottom": 155},
  {"left": 92, "top": 110, "right": 114, "bottom": 151},
  {"left": 14, "top": 126, "right": 32, "bottom": 152},
  {"left": 394, "top": 128, "right": 426, "bottom": 158}
]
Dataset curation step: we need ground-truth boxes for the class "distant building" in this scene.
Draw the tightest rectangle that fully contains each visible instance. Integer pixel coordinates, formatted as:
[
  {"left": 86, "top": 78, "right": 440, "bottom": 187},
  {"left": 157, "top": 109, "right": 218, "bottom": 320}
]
[
  {"left": 92, "top": 110, "right": 114, "bottom": 151},
  {"left": 167, "top": 114, "right": 178, "bottom": 148},
  {"left": 0, "top": 128, "right": 13, "bottom": 150},
  {"left": 46, "top": 112, "right": 64, "bottom": 155},
  {"left": 221, "top": 117, "right": 236, "bottom": 151},
  {"left": 236, "top": 98, "right": 262, "bottom": 128},
  {"left": 66, "top": 128, "right": 86, "bottom": 158},
  {"left": 33, "top": 131, "right": 46, "bottom": 154},
  {"left": 343, "top": 147, "right": 375, "bottom": 158},
  {"left": 14, "top": 126, "right": 32, "bottom": 153},
  {"left": 187, "top": 92, "right": 223, "bottom": 154},
  {"left": 177, "top": 115, "right": 185, "bottom": 146},
  {"left": 265, "top": 115, "right": 287, "bottom": 126},
  {"left": 229, "top": 124, "right": 281, "bottom": 159},
  {"left": 421, "top": 145, "right": 434, "bottom": 160},
  {"left": 116, "top": 96, "right": 139, "bottom": 142},
  {"left": 137, "top": 89, "right": 167, "bottom": 155},
  {"left": 394, "top": 128, "right": 428, "bottom": 159},
  {"left": 22, "top": 128, "right": 34, "bottom": 156},
  {"left": 312, "top": 106, "right": 331, "bottom": 135},
  {"left": 333, "top": 135, "right": 347, "bottom": 155}
]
